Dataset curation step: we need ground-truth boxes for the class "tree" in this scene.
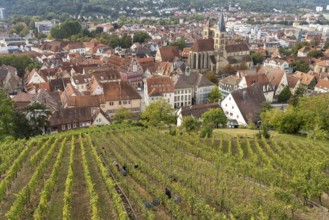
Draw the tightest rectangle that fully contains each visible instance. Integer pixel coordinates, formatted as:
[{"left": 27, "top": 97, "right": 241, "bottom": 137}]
[
  {"left": 0, "top": 55, "right": 40, "bottom": 78},
  {"left": 205, "top": 71, "right": 218, "bottom": 84},
  {"left": 50, "top": 20, "right": 82, "bottom": 40},
  {"left": 238, "top": 61, "right": 248, "bottom": 70},
  {"left": 307, "top": 50, "right": 323, "bottom": 58},
  {"left": 170, "top": 38, "right": 186, "bottom": 50},
  {"left": 133, "top": 32, "right": 151, "bottom": 44},
  {"left": 201, "top": 108, "right": 227, "bottom": 128},
  {"left": 291, "top": 60, "right": 310, "bottom": 73},
  {"left": 278, "top": 86, "right": 292, "bottom": 103},
  {"left": 140, "top": 98, "right": 176, "bottom": 127},
  {"left": 222, "top": 64, "right": 236, "bottom": 75},
  {"left": 0, "top": 89, "right": 16, "bottom": 139},
  {"left": 251, "top": 52, "right": 264, "bottom": 65},
  {"left": 208, "top": 87, "right": 221, "bottom": 103},
  {"left": 324, "top": 40, "right": 329, "bottom": 50},
  {"left": 289, "top": 85, "right": 306, "bottom": 107},
  {"left": 113, "top": 107, "right": 132, "bottom": 124},
  {"left": 25, "top": 102, "right": 51, "bottom": 135},
  {"left": 182, "top": 116, "right": 201, "bottom": 134}
]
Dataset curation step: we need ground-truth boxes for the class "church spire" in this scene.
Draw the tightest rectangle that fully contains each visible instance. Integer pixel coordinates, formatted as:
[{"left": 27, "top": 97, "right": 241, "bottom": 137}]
[{"left": 218, "top": 11, "right": 226, "bottom": 33}]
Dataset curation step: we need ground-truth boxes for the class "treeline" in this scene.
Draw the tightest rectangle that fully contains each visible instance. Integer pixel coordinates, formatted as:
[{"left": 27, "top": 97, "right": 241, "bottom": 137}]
[
  {"left": 0, "top": 55, "right": 40, "bottom": 78},
  {"left": 261, "top": 90, "right": 329, "bottom": 140},
  {"left": 0, "top": 0, "right": 327, "bottom": 18}
]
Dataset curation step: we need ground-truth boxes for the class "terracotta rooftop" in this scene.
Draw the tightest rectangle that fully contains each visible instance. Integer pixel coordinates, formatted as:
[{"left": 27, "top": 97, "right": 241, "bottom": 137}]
[
  {"left": 191, "top": 39, "right": 214, "bottom": 52},
  {"left": 158, "top": 46, "right": 180, "bottom": 62},
  {"left": 146, "top": 76, "right": 174, "bottom": 96}
]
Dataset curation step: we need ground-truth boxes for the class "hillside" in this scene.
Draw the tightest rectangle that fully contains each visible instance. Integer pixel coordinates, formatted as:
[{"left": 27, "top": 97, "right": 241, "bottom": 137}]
[
  {"left": 0, "top": 125, "right": 328, "bottom": 219},
  {"left": 0, "top": 0, "right": 328, "bottom": 18}
]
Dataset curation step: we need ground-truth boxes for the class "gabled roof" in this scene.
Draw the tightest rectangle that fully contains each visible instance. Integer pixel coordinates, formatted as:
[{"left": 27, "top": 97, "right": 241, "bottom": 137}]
[
  {"left": 231, "top": 83, "right": 266, "bottom": 123},
  {"left": 287, "top": 75, "right": 299, "bottom": 88},
  {"left": 102, "top": 81, "right": 142, "bottom": 101},
  {"left": 293, "top": 71, "right": 315, "bottom": 86},
  {"left": 146, "top": 76, "right": 174, "bottom": 97},
  {"left": 315, "top": 79, "right": 329, "bottom": 91},
  {"left": 225, "top": 43, "right": 249, "bottom": 54},
  {"left": 49, "top": 107, "right": 94, "bottom": 126},
  {"left": 174, "top": 71, "right": 214, "bottom": 89},
  {"left": 158, "top": 46, "right": 180, "bottom": 62},
  {"left": 181, "top": 103, "right": 220, "bottom": 118},
  {"left": 191, "top": 39, "right": 214, "bottom": 52},
  {"left": 66, "top": 95, "right": 105, "bottom": 107}
]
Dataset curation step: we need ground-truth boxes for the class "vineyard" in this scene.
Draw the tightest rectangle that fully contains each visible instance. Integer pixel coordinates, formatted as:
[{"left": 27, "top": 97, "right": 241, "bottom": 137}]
[{"left": 0, "top": 125, "right": 329, "bottom": 219}]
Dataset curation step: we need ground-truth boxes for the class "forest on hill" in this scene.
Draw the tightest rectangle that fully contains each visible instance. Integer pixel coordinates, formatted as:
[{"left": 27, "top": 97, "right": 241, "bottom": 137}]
[{"left": 0, "top": 0, "right": 328, "bottom": 18}]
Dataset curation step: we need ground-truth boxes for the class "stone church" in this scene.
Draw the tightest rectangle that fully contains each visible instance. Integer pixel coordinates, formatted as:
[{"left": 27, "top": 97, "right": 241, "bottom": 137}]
[{"left": 188, "top": 12, "right": 252, "bottom": 73}]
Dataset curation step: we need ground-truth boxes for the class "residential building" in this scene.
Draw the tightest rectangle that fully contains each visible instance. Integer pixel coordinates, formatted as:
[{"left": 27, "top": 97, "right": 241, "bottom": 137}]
[
  {"left": 173, "top": 68, "right": 216, "bottom": 108},
  {"left": 221, "top": 83, "right": 266, "bottom": 126},
  {"left": 144, "top": 76, "right": 174, "bottom": 107}
]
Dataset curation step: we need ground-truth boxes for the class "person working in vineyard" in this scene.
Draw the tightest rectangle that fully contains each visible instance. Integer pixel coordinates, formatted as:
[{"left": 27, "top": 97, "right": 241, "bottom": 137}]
[
  {"left": 113, "top": 161, "right": 120, "bottom": 172},
  {"left": 122, "top": 164, "right": 127, "bottom": 176}
]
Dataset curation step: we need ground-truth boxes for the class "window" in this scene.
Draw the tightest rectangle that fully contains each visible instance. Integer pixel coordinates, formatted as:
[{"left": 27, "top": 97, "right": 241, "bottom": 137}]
[
  {"left": 128, "top": 100, "right": 131, "bottom": 104},
  {"left": 73, "top": 123, "right": 77, "bottom": 128},
  {"left": 101, "top": 104, "right": 105, "bottom": 108},
  {"left": 232, "top": 106, "right": 234, "bottom": 109},
  {"left": 109, "top": 101, "right": 114, "bottom": 106},
  {"left": 62, "top": 125, "right": 66, "bottom": 130},
  {"left": 67, "top": 124, "right": 71, "bottom": 129},
  {"left": 123, "top": 100, "right": 127, "bottom": 105},
  {"left": 119, "top": 101, "right": 122, "bottom": 105}
]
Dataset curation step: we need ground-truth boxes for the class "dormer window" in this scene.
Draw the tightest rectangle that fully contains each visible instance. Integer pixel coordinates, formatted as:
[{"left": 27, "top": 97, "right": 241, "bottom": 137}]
[{"left": 75, "top": 80, "right": 79, "bottom": 83}]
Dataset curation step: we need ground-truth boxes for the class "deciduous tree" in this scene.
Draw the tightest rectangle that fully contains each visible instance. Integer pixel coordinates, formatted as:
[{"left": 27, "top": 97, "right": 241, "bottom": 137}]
[{"left": 140, "top": 98, "right": 176, "bottom": 127}]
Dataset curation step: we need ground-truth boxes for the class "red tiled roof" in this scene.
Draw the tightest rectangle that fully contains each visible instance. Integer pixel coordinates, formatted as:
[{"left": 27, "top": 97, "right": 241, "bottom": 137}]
[{"left": 191, "top": 39, "right": 214, "bottom": 52}]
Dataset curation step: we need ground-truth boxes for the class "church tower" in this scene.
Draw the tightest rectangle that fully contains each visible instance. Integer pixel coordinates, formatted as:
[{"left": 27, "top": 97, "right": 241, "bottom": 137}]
[
  {"left": 214, "top": 11, "right": 228, "bottom": 72},
  {"left": 214, "top": 11, "right": 226, "bottom": 56},
  {"left": 202, "top": 20, "right": 210, "bottom": 39}
]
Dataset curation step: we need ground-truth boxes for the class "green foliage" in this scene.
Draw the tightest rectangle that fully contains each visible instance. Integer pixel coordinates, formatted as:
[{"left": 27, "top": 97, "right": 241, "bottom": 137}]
[
  {"left": 307, "top": 50, "right": 323, "bottom": 58},
  {"left": 98, "top": 33, "right": 132, "bottom": 48},
  {"left": 182, "top": 116, "right": 201, "bottom": 134},
  {"left": 238, "top": 61, "right": 248, "bottom": 70},
  {"left": 133, "top": 32, "right": 151, "bottom": 44},
  {"left": 140, "top": 98, "right": 177, "bottom": 127},
  {"left": 262, "top": 93, "right": 329, "bottom": 139},
  {"left": 292, "top": 41, "right": 309, "bottom": 55},
  {"left": 288, "top": 84, "right": 306, "bottom": 107},
  {"left": 0, "top": 55, "right": 40, "bottom": 78},
  {"left": 277, "top": 86, "right": 292, "bottom": 103},
  {"left": 199, "top": 125, "right": 212, "bottom": 138},
  {"left": 201, "top": 108, "right": 227, "bottom": 128},
  {"left": 324, "top": 40, "right": 329, "bottom": 50},
  {"left": 208, "top": 87, "right": 221, "bottom": 103},
  {"left": 9, "top": 22, "right": 30, "bottom": 37},
  {"left": 113, "top": 107, "right": 132, "bottom": 124},
  {"left": 205, "top": 71, "right": 218, "bottom": 85},
  {"left": 25, "top": 102, "right": 51, "bottom": 135},
  {"left": 0, "top": 89, "right": 16, "bottom": 139},
  {"left": 291, "top": 60, "right": 310, "bottom": 73},
  {"left": 251, "top": 52, "right": 264, "bottom": 65},
  {"left": 51, "top": 20, "right": 81, "bottom": 40},
  {"left": 279, "top": 47, "right": 293, "bottom": 56},
  {"left": 169, "top": 38, "right": 186, "bottom": 50}
]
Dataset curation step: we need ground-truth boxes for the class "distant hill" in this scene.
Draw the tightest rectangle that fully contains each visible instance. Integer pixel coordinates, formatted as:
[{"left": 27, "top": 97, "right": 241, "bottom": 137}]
[{"left": 0, "top": 0, "right": 328, "bottom": 18}]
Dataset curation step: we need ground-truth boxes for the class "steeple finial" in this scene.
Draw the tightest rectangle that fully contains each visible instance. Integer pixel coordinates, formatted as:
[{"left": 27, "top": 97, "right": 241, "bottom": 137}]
[{"left": 218, "top": 10, "right": 226, "bottom": 33}]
